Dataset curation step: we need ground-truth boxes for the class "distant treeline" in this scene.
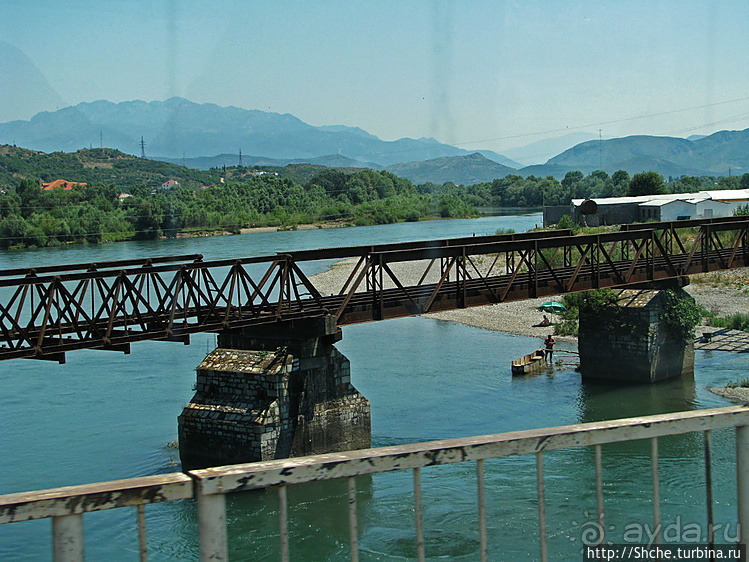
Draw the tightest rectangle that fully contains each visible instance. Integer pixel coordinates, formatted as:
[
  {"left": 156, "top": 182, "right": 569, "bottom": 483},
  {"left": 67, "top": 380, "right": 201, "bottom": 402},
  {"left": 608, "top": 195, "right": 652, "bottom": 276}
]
[
  {"left": 433, "top": 169, "right": 749, "bottom": 208},
  {"left": 0, "top": 169, "right": 476, "bottom": 249}
]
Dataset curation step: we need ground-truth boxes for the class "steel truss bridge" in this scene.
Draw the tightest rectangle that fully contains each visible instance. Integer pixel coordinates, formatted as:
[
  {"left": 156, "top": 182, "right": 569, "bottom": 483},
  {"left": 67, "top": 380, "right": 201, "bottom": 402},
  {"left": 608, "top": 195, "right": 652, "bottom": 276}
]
[{"left": 2, "top": 216, "right": 749, "bottom": 363}]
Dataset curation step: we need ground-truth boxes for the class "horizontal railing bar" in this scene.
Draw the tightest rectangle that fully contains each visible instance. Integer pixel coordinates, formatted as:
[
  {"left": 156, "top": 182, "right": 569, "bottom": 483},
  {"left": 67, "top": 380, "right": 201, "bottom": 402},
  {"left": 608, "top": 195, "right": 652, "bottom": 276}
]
[
  {"left": 0, "top": 254, "right": 204, "bottom": 278},
  {"left": 0, "top": 473, "right": 193, "bottom": 524},
  {"left": 620, "top": 216, "right": 749, "bottom": 231},
  {"left": 0, "top": 255, "right": 279, "bottom": 288},
  {"left": 189, "top": 406, "right": 749, "bottom": 494},
  {"left": 364, "top": 231, "right": 653, "bottom": 263},
  {"left": 271, "top": 230, "right": 577, "bottom": 261}
]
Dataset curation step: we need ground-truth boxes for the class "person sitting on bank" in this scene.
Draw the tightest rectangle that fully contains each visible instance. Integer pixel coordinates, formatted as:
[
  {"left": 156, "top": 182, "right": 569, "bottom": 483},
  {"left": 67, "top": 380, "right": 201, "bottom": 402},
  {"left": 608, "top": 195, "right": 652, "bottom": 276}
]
[
  {"left": 533, "top": 315, "right": 551, "bottom": 327},
  {"left": 544, "top": 334, "right": 556, "bottom": 363}
]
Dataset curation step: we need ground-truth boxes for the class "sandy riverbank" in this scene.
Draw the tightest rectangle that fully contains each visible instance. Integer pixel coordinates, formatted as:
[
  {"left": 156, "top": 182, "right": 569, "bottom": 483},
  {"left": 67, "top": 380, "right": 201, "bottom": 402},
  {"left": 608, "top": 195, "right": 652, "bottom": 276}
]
[
  {"left": 239, "top": 221, "right": 348, "bottom": 235},
  {"left": 176, "top": 222, "right": 348, "bottom": 238}
]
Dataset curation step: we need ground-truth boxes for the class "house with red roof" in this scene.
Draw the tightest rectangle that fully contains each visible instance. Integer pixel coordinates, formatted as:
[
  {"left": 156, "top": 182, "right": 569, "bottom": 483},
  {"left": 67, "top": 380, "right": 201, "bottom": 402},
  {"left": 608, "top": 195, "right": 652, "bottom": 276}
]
[
  {"left": 41, "top": 179, "right": 86, "bottom": 191},
  {"left": 160, "top": 180, "right": 180, "bottom": 191}
]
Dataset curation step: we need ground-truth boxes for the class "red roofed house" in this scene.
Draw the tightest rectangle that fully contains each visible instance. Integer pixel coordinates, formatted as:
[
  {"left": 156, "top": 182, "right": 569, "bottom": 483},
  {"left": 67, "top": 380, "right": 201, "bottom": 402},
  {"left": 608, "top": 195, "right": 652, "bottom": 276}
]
[
  {"left": 160, "top": 180, "right": 180, "bottom": 191},
  {"left": 41, "top": 179, "right": 87, "bottom": 191}
]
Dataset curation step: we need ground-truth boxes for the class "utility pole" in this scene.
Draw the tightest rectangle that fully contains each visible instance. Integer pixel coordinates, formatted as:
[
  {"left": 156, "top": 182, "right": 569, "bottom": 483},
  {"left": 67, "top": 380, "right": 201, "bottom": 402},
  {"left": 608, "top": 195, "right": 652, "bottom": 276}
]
[
  {"left": 183, "top": 151, "right": 186, "bottom": 168},
  {"left": 140, "top": 136, "right": 146, "bottom": 159},
  {"left": 100, "top": 130, "right": 103, "bottom": 148},
  {"left": 599, "top": 129, "right": 602, "bottom": 170}
]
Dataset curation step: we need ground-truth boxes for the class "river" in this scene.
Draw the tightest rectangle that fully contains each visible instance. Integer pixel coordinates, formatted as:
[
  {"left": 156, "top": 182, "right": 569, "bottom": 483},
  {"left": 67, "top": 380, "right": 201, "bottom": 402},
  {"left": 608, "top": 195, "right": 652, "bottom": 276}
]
[{"left": 0, "top": 212, "right": 745, "bottom": 560}]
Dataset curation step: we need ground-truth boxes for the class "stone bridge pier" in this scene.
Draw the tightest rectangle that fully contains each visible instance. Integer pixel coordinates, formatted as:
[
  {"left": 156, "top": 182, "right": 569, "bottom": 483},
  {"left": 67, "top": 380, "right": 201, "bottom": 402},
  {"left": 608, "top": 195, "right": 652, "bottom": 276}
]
[
  {"left": 178, "top": 316, "right": 371, "bottom": 470},
  {"left": 578, "top": 284, "right": 695, "bottom": 383}
]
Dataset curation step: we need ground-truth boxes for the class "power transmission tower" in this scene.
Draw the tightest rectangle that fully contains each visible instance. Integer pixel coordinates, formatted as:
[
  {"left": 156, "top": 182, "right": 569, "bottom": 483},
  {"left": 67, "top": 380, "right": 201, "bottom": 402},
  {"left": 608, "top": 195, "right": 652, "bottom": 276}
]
[
  {"left": 140, "top": 136, "right": 146, "bottom": 159},
  {"left": 238, "top": 148, "right": 243, "bottom": 167}
]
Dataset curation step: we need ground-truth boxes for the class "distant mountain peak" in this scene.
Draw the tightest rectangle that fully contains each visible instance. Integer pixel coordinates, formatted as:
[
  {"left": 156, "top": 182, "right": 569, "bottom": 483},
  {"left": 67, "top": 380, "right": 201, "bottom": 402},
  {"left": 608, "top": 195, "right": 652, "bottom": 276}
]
[
  {"left": 385, "top": 152, "right": 516, "bottom": 185},
  {"left": 0, "top": 98, "right": 518, "bottom": 167}
]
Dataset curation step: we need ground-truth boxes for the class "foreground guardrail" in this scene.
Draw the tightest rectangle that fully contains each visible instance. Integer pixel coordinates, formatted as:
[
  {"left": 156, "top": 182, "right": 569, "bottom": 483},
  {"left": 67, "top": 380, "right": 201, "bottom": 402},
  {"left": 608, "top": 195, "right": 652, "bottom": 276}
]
[{"left": 3, "top": 405, "right": 749, "bottom": 561}]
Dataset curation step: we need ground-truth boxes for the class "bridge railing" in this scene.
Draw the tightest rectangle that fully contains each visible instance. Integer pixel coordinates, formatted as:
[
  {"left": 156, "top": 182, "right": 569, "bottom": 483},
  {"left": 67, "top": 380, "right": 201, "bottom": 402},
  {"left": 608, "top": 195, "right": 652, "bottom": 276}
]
[{"left": 2, "top": 405, "right": 749, "bottom": 561}]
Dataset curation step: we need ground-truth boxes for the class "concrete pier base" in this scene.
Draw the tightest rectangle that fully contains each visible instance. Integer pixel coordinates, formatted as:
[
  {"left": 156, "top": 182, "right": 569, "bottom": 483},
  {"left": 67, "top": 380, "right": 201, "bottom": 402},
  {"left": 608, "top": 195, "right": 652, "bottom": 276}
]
[
  {"left": 578, "top": 287, "right": 695, "bottom": 383},
  {"left": 178, "top": 317, "right": 371, "bottom": 470}
]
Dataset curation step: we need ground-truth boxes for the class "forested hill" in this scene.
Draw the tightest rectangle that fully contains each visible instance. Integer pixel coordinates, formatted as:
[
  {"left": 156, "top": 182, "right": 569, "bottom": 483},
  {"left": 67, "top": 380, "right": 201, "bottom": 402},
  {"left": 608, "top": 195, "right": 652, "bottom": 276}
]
[
  {"left": 0, "top": 145, "right": 369, "bottom": 190},
  {"left": 0, "top": 145, "right": 219, "bottom": 189},
  {"left": 0, "top": 146, "right": 478, "bottom": 250}
]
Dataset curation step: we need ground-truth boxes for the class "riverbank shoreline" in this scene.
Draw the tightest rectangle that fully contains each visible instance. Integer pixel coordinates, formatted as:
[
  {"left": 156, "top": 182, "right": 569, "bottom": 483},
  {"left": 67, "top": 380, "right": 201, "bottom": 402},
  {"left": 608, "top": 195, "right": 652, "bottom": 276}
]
[
  {"left": 709, "top": 386, "right": 749, "bottom": 402},
  {"left": 173, "top": 220, "right": 350, "bottom": 239}
]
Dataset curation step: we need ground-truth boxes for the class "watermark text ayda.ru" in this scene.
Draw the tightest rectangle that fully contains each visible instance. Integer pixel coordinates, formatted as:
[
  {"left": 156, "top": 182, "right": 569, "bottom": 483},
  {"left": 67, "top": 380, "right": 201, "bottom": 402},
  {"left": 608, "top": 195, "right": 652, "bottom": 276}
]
[{"left": 576, "top": 515, "right": 740, "bottom": 546}]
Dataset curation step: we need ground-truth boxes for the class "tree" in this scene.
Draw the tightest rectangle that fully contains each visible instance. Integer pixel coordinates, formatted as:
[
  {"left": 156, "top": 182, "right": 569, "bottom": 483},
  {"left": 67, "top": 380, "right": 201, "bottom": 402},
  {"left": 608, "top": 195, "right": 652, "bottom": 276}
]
[
  {"left": 612, "top": 170, "right": 630, "bottom": 190},
  {"left": 16, "top": 178, "right": 42, "bottom": 215},
  {"left": 133, "top": 200, "right": 163, "bottom": 240},
  {"left": 561, "top": 171, "right": 584, "bottom": 195},
  {"left": 628, "top": 172, "right": 666, "bottom": 197}
]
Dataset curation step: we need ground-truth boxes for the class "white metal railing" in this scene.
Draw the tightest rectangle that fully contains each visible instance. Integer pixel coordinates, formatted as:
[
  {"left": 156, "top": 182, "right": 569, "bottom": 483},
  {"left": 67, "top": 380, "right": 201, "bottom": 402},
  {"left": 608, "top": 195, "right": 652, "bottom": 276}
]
[{"left": 2, "top": 405, "right": 749, "bottom": 561}]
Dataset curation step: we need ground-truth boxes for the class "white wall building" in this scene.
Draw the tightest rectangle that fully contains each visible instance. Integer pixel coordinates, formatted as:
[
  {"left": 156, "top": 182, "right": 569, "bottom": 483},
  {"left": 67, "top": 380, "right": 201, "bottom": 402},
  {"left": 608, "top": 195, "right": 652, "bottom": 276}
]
[{"left": 569, "top": 190, "right": 749, "bottom": 226}]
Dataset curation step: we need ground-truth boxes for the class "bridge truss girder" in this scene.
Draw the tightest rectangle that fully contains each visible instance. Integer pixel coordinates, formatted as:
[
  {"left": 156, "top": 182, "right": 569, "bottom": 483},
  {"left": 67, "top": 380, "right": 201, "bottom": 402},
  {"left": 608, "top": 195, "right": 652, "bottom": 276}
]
[{"left": 1, "top": 218, "right": 748, "bottom": 362}]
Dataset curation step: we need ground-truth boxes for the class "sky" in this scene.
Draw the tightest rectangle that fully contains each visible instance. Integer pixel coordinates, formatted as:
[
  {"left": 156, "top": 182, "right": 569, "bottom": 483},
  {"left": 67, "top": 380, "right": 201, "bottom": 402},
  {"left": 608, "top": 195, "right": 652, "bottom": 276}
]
[{"left": 2, "top": 0, "right": 749, "bottom": 157}]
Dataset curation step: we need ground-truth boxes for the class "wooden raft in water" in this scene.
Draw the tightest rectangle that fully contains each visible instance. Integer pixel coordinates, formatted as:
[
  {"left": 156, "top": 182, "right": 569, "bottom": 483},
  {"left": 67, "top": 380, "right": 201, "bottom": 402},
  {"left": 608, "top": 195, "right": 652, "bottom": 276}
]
[{"left": 511, "top": 348, "right": 546, "bottom": 376}]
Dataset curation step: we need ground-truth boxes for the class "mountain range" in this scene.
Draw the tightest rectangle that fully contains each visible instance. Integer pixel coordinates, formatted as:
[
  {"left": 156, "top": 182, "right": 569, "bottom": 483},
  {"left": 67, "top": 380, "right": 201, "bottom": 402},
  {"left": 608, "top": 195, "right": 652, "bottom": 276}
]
[
  {"left": 1, "top": 98, "right": 748, "bottom": 185},
  {"left": 545, "top": 132, "right": 748, "bottom": 177},
  {"left": 0, "top": 97, "right": 518, "bottom": 169}
]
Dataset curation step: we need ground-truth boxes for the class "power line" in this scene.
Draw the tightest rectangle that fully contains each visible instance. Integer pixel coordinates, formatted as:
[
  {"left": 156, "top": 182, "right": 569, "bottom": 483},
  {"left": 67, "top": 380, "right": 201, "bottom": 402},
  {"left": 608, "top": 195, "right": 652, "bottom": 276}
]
[{"left": 450, "top": 96, "right": 749, "bottom": 150}]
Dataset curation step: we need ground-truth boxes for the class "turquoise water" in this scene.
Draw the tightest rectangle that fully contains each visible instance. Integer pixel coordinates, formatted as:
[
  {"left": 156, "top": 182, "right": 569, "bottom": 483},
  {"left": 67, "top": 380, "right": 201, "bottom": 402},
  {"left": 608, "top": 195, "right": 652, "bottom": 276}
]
[{"left": 0, "top": 213, "right": 746, "bottom": 560}]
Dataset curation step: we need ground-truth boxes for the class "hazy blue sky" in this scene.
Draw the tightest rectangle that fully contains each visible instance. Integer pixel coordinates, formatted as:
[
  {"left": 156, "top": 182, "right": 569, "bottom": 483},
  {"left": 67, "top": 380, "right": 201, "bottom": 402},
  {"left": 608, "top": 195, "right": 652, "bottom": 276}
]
[{"left": 2, "top": 0, "right": 749, "bottom": 154}]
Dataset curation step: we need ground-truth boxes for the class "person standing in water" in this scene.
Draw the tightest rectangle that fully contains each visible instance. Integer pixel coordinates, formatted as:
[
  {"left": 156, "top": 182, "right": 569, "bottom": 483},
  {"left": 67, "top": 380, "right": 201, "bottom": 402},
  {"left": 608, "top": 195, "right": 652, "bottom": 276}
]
[{"left": 544, "top": 334, "right": 556, "bottom": 363}]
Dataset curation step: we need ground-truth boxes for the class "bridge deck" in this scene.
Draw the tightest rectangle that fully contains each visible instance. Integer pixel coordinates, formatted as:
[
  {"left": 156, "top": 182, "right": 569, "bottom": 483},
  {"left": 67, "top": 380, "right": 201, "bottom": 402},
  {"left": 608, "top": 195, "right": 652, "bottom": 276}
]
[{"left": 1, "top": 217, "right": 748, "bottom": 362}]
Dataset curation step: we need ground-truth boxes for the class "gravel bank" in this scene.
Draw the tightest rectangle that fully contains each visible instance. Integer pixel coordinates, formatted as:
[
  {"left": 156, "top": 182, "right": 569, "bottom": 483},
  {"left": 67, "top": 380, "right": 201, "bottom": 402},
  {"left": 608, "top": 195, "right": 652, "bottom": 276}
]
[{"left": 708, "top": 386, "right": 749, "bottom": 403}]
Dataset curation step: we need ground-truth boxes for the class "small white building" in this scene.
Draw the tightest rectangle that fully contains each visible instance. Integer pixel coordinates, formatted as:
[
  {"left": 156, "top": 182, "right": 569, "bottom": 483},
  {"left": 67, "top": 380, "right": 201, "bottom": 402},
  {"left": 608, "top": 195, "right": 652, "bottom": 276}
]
[{"left": 569, "top": 189, "right": 749, "bottom": 226}]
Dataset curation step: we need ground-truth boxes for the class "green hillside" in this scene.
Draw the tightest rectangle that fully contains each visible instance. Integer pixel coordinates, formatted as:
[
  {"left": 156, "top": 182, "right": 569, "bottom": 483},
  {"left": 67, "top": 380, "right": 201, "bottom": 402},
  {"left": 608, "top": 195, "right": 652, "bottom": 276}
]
[
  {"left": 0, "top": 145, "right": 225, "bottom": 191},
  {"left": 0, "top": 146, "right": 477, "bottom": 250}
]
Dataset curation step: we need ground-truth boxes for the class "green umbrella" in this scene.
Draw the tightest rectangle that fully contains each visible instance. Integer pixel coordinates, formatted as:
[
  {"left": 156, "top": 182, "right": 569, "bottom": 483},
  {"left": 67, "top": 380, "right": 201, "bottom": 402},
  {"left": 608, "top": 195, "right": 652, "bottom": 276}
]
[{"left": 538, "top": 301, "right": 566, "bottom": 313}]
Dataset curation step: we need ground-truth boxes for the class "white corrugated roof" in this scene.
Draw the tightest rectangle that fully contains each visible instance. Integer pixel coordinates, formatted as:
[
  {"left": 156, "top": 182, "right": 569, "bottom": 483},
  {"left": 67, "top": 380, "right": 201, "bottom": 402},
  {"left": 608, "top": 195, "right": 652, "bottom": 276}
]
[
  {"left": 573, "top": 189, "right": 749, "bottom": 207},
  {"left": 702, "top": 190, "right": 749, "bottom": 201},
  {"left": 572, "top": 195, "right": 676, "bottom": 206},
  {"left": 639, "top": 199, "right": 695, "bottom": 207}
]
